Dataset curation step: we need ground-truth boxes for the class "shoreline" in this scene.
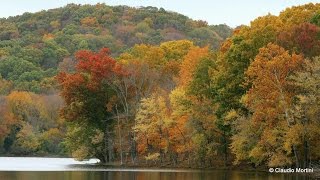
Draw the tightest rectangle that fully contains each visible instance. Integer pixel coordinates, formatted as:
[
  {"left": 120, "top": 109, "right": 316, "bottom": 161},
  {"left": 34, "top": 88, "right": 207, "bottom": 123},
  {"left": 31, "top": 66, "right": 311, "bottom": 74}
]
[
  {"left": 94, "top": 163, "right": 320, "bottom": 178},
  {"left": 0, "top": 156, "right": 318, "bottom": 178}
]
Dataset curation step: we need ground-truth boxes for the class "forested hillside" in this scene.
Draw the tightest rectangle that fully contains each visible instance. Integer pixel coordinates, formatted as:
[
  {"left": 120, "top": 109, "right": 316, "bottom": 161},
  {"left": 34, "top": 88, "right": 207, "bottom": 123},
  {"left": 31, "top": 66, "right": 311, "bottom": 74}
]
[
  {"left": 0, "top": 3, "right": 230, "bottom": 156},
  {"left": 1, "top": 2, "right": 320, "bottom": 170},
  {"left": 0, "top": 3, "right": 231, "bottom": 93}
]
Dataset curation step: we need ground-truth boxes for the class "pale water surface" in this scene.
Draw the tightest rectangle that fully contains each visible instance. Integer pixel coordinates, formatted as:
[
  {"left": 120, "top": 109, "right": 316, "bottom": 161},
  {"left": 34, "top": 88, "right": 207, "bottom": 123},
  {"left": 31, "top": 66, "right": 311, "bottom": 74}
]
[{"left": 0, "top": 157, "right": 314, "bottom": 180}]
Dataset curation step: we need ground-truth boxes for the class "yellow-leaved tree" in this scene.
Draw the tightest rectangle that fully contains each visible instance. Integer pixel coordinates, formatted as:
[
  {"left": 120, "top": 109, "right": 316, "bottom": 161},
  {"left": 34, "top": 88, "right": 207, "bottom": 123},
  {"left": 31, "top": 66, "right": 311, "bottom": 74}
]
[{"left": 231, "top": 43, "right": 304, "bottom": 167}]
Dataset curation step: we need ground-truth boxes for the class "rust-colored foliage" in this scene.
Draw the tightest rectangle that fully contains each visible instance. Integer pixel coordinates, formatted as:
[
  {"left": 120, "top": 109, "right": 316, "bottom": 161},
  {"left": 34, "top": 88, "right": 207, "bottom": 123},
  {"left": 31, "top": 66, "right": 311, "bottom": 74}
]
[
  {"left": 58, "top": 48, "right": 127, "bottom": 93},
  {"left": 57, "top": 48, "right": 128, "bottom": 123},
  {"left": 277, "top": 23, "right": 320, "bottom": 57},
  {"left": 178, "top": 46, "right": 209, "bottom": 87},
  {"left": 245, "top": 43, "right": 304, "bottom": 125}
]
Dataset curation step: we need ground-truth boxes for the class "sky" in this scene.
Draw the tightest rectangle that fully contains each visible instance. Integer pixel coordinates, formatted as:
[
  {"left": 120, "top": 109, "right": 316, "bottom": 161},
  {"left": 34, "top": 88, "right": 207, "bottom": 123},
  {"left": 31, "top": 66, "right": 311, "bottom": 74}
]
[{"left": 0, "top": 0, "right": 319, "bottom": 27}]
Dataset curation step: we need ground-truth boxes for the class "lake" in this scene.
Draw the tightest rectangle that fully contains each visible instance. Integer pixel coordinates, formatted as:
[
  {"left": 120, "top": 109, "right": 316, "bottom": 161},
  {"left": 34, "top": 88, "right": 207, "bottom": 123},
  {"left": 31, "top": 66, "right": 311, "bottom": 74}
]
[{"left": 0, "top": 157, "right": 314, "bottom": 180}]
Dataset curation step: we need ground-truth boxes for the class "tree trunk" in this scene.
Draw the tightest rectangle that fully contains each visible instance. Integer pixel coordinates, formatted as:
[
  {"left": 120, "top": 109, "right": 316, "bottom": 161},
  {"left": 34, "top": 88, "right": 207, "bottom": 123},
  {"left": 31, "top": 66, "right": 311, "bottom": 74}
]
[
  {"left": 108, "top": 137, "right": 113, "bottom": 162},
  {"left": 293, "top": 145, "right": 300, "bottom": 168},
  {"left": 104, "top": 125, "right": 110, "bottom": 163},
  {"left": 303, "top": 140, "right": 309, "bottom": 168},
  {"left": 116, "top": 105, "right": 123, "bottom": 165},
  {"left": 129, "top": 132, "right": 137, "bottom": 164},
  {"left": 223, "top": 131, "right": 228, "bottom": 167},
  {"left": 274, "top": 72, "right": 301, "bottom": 167}
]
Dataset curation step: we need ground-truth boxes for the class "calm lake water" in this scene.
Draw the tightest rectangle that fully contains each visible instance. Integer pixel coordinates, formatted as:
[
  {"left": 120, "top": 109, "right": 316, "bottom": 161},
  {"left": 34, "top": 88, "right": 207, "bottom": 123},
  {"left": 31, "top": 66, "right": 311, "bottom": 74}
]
[{"left": 0, "top": 157, "right": 314, "bottom": 180}]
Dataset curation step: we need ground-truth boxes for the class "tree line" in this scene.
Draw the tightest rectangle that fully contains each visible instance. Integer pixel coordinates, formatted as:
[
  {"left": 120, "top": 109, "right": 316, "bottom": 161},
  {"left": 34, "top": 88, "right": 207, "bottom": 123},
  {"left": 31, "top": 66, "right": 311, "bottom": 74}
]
[
  {"left": 0, "top": 3, "right": 230, "bottom": 156},
  {"left": 0, "top": 3, "right": 320, "bottom": 169}
]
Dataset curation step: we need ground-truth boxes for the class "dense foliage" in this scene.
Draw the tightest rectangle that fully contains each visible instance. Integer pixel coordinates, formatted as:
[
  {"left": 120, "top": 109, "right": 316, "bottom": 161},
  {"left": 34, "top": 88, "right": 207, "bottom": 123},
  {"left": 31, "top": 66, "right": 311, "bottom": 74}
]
[
  {"left": 0, "top": 3, "right": 231, "bottom": 93},
  {"left": 0, "top": 3, "right": 230, "bottom": 156},
  {"left": 1, "top": 2, "right": 320, "bottom": 170}
]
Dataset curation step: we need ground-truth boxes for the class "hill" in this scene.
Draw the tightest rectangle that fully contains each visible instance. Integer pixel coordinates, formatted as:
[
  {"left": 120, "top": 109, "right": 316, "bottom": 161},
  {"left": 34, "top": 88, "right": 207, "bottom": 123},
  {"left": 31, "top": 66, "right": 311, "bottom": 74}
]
[
  {"left": 3, "top": 2, "right": 319, "bottom": 171},
  {"left": 0, "top": 3, "right": 231, "bottom": 93}
]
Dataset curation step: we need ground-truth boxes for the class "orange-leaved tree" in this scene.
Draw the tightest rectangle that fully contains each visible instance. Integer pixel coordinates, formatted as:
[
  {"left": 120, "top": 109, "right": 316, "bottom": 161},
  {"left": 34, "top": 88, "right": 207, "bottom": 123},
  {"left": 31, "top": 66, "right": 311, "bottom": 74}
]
[
  {"left": 231, "top": 43, "right": 304, "bottom": 167},
  {"left": 57, "top": 48, "right": 127, "bottom": 163}
]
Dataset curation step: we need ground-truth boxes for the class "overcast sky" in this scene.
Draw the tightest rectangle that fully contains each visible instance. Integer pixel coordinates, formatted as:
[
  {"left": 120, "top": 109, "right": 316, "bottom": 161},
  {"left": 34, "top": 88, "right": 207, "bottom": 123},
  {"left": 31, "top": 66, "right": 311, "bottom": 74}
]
[{"left": 1, "top": 0, "right": 319, "bottom": 27}]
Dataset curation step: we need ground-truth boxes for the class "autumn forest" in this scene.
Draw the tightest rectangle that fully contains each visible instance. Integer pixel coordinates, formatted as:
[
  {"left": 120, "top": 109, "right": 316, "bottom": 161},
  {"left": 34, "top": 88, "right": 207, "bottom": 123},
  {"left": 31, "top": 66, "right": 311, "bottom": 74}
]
[{"left": 0, "top": 3, "right": 320, "bottom": 170}]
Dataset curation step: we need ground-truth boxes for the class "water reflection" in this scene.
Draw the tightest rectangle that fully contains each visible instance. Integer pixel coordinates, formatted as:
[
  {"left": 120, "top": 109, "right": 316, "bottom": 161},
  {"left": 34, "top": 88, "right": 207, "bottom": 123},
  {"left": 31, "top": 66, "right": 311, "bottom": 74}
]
[
  {"left": 0, "top": 158, "right": 313, "bottom": 180},
  {"left": 0, "top": 171, "right": 313, "bottom": 180}
]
